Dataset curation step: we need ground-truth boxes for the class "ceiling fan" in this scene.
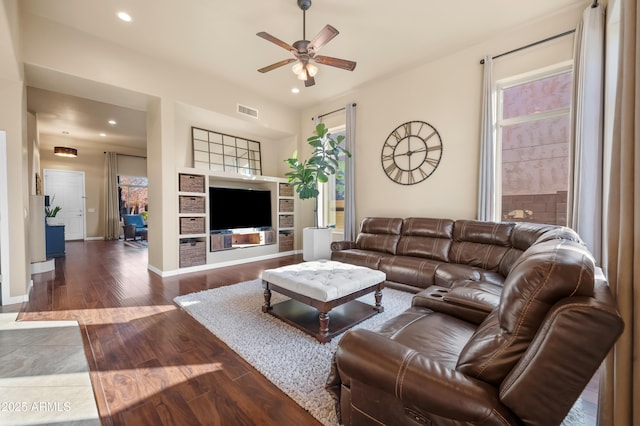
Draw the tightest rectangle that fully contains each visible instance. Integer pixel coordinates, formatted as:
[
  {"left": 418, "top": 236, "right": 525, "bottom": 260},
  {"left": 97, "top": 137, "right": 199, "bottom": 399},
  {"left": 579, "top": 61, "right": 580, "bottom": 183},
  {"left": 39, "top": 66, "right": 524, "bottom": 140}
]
[{"left": 257, "top": 0, "right": 356, "bottom": 87}]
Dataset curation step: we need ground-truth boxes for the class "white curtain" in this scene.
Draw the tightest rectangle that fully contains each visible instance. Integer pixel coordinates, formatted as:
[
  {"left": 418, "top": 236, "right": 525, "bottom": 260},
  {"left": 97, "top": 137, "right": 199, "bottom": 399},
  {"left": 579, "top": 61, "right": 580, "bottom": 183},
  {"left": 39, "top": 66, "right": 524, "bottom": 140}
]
[
  {"left": 104, "top": 152, "right": 120, "bottom": 240},
  {"left": 568, "top": 3, "right": 605, "bottom": 263},
  {"left": 313, "top": 115, "right": 323, "bottom": 228},
  {"left": 344, "top": 103, "right": 357, "bottom": 240},
  {"left": 477, "top": 56, "right": 497, "bottom": 221}
]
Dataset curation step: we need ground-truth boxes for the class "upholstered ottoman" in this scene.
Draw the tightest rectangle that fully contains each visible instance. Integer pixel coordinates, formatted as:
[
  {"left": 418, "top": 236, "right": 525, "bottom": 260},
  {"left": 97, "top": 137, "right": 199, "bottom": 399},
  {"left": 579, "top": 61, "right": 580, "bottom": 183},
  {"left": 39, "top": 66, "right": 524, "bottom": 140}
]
[{"left": 261, "top": 260, "right": 386, "bottom": 343}]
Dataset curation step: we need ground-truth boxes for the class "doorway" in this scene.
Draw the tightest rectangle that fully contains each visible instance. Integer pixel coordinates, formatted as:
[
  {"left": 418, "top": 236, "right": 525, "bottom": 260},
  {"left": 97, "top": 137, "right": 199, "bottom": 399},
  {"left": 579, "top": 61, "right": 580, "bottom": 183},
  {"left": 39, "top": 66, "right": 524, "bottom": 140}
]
[{"left": 43, "top": 169, "right": 86, "bottom": 240}]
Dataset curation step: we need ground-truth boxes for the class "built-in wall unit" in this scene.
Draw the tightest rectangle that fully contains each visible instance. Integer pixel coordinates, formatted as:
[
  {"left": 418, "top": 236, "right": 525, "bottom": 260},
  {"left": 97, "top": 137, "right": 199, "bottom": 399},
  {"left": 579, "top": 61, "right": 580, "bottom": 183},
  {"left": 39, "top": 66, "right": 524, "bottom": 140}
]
[
  {"left": 174, "top": 126, "right": 296, "bottom": 271},
  {"left": 176, "top": 169, "right": 295, "bottom": 271}
]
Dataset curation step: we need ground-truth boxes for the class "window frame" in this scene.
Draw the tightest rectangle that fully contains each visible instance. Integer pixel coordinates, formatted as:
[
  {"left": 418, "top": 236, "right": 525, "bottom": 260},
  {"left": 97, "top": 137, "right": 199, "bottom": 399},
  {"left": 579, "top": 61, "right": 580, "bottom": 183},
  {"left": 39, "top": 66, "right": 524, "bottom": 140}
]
[
  {"left": 118, "top": 175, "right": 149, "bottom": 218},
  {"left": 495, "top": 62, "right": 573, "bottom": 223},
  {"left": 318, "top": 124, "right": 347, "bottom": 232}
]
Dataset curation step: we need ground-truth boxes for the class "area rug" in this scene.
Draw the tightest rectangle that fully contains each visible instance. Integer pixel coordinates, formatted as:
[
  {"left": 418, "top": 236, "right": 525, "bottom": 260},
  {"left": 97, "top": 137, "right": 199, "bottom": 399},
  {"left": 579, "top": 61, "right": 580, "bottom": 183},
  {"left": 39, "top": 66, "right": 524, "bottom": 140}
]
[{"left": 174, "top": 279, "right": 584, "bottom": 426}]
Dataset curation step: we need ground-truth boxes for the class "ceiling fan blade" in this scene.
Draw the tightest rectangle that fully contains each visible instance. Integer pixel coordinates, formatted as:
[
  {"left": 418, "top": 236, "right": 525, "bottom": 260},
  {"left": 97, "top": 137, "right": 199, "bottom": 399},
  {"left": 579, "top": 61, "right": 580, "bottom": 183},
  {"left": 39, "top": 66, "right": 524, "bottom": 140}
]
[
  {"left": 304, "top": 76, "right": 316, "bottom": 87},
  {"left": 258, "top": 58, "right": 296, "bottom": 73},
  {"left": 314, "top": 55, "right": 357, "bottom": 71},
  {"left": 256, "top": 32, "right": 296, "bottom": 52},
  {"left": 308, "top": 25, "right": 339, "bottom": 53}
]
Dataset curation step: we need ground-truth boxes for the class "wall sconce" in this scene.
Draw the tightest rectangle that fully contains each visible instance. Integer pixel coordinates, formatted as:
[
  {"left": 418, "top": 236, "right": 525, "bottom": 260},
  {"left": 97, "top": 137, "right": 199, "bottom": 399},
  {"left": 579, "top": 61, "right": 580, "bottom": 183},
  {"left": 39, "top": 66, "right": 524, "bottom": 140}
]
[{"left": 54, "top": 146, "right": 78, "bottom": 157}]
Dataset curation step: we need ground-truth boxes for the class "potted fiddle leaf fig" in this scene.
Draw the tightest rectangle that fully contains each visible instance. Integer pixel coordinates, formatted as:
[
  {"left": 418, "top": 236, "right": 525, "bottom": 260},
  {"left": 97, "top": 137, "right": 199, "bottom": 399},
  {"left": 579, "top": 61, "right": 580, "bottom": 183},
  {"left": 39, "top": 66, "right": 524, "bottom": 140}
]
[{"left": 285, "top": 122, "right": 351, "bottom": 260}]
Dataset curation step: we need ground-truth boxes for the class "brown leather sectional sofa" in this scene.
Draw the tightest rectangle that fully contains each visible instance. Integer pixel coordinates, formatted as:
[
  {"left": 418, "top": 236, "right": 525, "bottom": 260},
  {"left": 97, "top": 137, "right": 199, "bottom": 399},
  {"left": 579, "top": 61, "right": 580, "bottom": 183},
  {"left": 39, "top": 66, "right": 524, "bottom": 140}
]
[{"left": 328, "top": 217, "right": 624, "bottom": 425}]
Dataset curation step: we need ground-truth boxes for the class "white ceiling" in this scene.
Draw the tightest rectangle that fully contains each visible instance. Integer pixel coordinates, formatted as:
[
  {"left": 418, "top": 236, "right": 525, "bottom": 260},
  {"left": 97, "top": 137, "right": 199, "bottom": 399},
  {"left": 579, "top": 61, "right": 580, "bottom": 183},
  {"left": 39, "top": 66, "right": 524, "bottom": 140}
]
[{"left": 20, "top": 0, "right": 587, "bottom": 151}]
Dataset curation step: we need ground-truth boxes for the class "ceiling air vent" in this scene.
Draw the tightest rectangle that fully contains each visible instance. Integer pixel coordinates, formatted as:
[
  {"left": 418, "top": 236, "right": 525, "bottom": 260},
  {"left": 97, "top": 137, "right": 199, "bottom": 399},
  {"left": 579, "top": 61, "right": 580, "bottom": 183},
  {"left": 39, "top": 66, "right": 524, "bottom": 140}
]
[{"left": 237, "top": 104, "right": 259, "bottom": 119}]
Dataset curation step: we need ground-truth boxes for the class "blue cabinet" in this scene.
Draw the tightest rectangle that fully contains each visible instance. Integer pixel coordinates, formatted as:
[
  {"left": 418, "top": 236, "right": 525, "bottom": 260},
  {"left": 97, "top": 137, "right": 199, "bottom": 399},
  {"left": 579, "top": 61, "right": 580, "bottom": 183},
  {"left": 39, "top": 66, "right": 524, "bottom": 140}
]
[{"left": 45, "top": 225, "right": 65, "bottom": 258}]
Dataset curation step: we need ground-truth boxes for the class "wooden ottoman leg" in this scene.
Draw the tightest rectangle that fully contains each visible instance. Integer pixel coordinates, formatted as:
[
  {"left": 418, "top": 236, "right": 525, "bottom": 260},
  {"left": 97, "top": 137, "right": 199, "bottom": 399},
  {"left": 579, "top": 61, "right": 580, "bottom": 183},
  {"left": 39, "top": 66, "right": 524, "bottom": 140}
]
[
  {"left": 318, "top": 311, "right": 330, "bottom": 343},
  {"left": 374, "top": 285, "right": 384, "bottom": 312},
  {"left": 262, "top": 281, "right": 272, "bottom": 313}
]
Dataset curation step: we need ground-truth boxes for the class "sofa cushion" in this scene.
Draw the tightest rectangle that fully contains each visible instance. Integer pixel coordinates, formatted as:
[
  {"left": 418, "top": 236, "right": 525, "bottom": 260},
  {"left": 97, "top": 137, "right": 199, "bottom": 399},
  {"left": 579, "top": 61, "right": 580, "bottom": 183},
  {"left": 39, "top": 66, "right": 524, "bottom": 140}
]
[
  {"left": 379, "top": 256, "right": 440, "bottom": 290},
  {"left": 449, "top": 220, "right": 515, "bottom": 272},
  {"left": 455, "top": 239, "right": 595, "bottom": 385},
  {"left": 396, "top": 217, "right": 453, "bottom": 261},
  {"left": 355, "top": 217, "right": 403, "bottom": 255},
  {"left": 373, "top": 306, "right": 476, "bottom": 368}
]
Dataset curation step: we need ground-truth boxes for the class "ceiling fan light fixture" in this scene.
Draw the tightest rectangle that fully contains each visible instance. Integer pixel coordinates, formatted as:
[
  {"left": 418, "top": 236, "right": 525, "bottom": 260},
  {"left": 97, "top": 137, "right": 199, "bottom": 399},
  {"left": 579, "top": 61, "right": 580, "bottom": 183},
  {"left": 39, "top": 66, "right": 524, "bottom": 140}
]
[
  {"left": 54, "top": 146, "right": 78, "bottom": 158},
  {"left": 257, "top": 0, "right": 356, "bottom": 87},
  {"left": 291, "top": 61, "right": 304, "bottom": 75},
  {"left": 306, "top": 63, "right": 318, "bottom": 77},
  {"left": 297, "top": 69, "right": 309, "bottom": 81}
]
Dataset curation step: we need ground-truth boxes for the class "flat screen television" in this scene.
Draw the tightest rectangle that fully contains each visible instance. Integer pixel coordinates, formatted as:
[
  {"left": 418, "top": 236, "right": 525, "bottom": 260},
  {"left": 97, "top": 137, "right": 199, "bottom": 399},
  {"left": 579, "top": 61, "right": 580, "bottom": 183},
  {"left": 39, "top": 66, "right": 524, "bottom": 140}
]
[{"left": 209, "top": 187, "right": 272, "bottom": 231}]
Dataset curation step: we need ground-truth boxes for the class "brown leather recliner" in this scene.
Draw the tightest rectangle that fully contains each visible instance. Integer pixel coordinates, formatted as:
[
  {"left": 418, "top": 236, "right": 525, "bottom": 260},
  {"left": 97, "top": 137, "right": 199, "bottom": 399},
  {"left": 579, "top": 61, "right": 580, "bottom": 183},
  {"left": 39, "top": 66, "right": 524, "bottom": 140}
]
[{"left": 328, "top": 238, "right": 624, "bottom": 425}]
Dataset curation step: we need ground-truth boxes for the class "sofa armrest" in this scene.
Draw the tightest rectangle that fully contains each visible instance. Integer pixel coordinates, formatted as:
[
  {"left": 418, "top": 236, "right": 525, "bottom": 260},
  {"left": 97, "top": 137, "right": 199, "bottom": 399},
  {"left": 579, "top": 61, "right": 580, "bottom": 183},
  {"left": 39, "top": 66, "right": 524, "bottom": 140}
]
[
  {"left": 336, "top": 329, "right": 516, "bottom": 423},
  {"left": 331, "top": 240, "right": 357, "bottom": 251},
  {"left": 412, "top": 285, "right": 498, "bottom": 324}
]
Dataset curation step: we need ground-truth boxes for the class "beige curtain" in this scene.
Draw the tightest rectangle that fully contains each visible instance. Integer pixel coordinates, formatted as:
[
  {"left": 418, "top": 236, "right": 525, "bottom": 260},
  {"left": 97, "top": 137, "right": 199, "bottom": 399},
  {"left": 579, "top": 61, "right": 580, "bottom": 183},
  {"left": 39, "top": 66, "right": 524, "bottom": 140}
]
[
  {"left": 104, "top": 152, "right": 121, "bottom": 240},
  {"left": 599, "top": 0, "right": 640, "bottom": 424}
]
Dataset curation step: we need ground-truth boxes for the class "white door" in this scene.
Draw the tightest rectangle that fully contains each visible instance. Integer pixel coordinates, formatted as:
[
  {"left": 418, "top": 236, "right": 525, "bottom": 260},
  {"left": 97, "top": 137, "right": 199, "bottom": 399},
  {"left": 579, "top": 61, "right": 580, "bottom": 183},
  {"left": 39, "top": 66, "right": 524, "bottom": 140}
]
[{"left": 44, "top": 169, "right": 86, "bottom": 240}]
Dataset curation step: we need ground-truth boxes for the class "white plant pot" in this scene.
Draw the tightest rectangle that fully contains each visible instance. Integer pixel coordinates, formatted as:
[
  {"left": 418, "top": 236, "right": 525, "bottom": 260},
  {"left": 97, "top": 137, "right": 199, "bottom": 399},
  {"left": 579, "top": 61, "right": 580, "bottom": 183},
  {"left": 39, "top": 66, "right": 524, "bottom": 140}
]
[
  {"left": 46, "top": 217, "right": 63, "bottom": 226},
  {"left": 303, "top": 227, "right": 333, "bottom": 261}
]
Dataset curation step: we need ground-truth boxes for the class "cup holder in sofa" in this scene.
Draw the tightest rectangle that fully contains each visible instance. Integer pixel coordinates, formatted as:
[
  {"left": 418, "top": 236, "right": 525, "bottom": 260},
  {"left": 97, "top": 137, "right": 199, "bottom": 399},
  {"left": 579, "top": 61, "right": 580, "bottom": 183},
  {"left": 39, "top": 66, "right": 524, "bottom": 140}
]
[{"left": 428, "top": 287, "right": 449, "bottom": 298}]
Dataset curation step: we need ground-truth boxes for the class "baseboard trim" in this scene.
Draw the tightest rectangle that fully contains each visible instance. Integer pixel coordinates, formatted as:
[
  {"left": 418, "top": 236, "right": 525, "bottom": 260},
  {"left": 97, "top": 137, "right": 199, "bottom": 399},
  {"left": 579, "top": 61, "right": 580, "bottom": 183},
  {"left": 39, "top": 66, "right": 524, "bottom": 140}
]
[{"left": 149, "top": 250, "right": 301, "bottom": 277}]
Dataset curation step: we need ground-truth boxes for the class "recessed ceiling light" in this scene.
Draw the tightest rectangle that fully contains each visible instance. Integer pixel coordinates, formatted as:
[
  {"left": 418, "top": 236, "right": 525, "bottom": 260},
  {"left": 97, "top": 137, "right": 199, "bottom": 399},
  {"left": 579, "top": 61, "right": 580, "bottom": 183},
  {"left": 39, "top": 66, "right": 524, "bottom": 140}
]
[
  {"left": 291, "top": 88, "right": 300, "bottom": 94},
  {"left": 108, "top": 119, "right": 117, "bottom": 125},
  {"left": 117, "top": 12, "right": 132, "bottom": 22},
  {"left": 99, "top": 133, "right": 107, "bottom": 137}
]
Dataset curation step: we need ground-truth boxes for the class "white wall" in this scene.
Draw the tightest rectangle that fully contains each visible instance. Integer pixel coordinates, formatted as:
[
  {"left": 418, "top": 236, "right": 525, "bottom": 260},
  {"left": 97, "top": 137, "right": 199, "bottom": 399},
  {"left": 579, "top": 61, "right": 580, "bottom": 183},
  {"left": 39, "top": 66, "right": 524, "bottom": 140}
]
[
  {"left": 301, "top": 4, "right": 583, "bottom": 230},
  {"left": 0, "top": 0, "right": 30, "bottom": 304}
]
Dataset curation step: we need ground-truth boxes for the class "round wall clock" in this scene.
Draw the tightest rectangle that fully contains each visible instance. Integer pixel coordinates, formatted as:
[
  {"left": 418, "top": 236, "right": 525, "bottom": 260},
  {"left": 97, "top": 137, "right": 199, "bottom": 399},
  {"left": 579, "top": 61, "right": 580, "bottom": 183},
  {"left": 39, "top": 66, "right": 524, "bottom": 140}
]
[{"left": 381, "top": 121, "right": 443, "bottom": 185}]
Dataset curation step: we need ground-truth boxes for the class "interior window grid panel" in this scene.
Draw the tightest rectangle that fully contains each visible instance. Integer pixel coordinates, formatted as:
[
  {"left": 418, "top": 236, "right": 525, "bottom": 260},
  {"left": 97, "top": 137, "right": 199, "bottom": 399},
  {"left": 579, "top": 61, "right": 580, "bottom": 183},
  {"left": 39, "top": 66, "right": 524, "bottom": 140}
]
[
  {"left": 192, "top": 128, "right": 210, "bottom": 170},
  {"left": 223, "top": 135, "right": 238, "bottom": 173},
  {"left": 191, "top": 127, "right": 263, "bottom": 176},
  {"left": 237, "top": 138, "right": 250, "bottom": 174},
  {"left": 249, "top": 141, "right": 262, "bottom": 174},
  {"left": 208, "top": 131, "right": 224, "bottom": 172}
]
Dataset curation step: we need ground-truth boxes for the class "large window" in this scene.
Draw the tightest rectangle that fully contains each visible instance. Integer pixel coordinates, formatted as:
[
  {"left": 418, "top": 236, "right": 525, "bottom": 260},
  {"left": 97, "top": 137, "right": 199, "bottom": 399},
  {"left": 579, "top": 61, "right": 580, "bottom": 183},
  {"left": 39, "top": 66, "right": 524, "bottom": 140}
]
[
  {"left": 497, "top": 66, "right": 572, "bottom": 226},
  {"left": 318, "top": 126, "right": 347, "bottom": 233},
  {"left": 118, "top": 176, "right": 148, "bottom": 218}
]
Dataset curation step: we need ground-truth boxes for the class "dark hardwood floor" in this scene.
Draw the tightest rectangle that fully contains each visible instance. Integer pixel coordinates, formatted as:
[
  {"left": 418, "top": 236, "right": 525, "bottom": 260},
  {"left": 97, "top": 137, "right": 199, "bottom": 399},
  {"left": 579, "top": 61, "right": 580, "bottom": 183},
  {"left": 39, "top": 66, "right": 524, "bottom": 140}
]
[
  {"left": 3, "top": 240, "right": 599, "bottom": 425},
  {"left": 14, "top": 240, "right": 316, "bottom": 426}
]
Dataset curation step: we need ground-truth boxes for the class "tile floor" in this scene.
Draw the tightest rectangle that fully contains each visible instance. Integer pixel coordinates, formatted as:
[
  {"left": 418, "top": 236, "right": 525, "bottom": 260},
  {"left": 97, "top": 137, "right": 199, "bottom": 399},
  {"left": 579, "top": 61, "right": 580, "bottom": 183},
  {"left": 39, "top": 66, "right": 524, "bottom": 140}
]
[{"left": 0, "top": 312, "right": 100, "bottom": 425}]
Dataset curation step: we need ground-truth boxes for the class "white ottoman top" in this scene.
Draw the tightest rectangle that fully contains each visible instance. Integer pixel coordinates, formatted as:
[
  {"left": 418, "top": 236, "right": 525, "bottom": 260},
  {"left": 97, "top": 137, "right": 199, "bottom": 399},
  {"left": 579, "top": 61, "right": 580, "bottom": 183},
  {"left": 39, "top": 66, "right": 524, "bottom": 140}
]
[{"left": 261, "top": 260, "right": 386, "bottom": 302}]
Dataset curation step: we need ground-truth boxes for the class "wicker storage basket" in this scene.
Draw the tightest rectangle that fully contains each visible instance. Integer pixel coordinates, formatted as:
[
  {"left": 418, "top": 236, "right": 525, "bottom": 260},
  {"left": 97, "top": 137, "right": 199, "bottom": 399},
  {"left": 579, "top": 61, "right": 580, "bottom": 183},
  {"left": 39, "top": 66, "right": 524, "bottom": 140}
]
[
  {"left": 179, "top": 239, "right": 206, "bottom": 267},
  {"left": 279, "top": 232, "right": 294, "bottom": 251},
  {"left": 179, "top": 196, "right": 206, "bottom": 214},
  {"left": 279, "top": 199, "right": 294, "bottom": 212},
  {"left": 179, "top": 174, "right": 205, "bottom": 193},
  {"left": 180, "top": 217, "right": 206, "bottom": 234},
  {"left": 279, "top": 215, "right": 294, "bottom": 228},
  {"left": 279, "top": 182, "right": 293, "bottom": 197}
]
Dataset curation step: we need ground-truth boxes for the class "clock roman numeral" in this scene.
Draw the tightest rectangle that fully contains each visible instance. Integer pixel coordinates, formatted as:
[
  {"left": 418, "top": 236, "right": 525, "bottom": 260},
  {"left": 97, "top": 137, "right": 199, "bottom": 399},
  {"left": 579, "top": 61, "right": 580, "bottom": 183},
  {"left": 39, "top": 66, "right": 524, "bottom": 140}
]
[
  {"left": 403, "top": 122, "right": 412, "bottom": 137},
  {"left": 384, "top": 162, "right": 398, "bottom": 176},
  {"left": 425, "top": 157, "right": 440, "bottom": 167}
]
